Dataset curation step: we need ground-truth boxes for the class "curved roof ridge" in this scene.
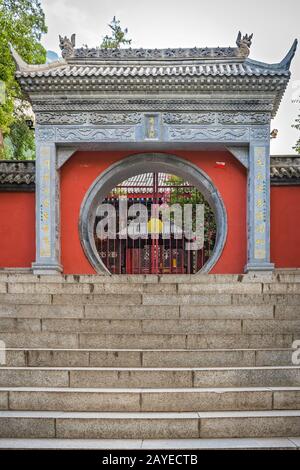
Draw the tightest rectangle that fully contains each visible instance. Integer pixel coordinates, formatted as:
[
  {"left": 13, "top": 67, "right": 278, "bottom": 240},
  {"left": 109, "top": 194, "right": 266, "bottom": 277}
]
[
  {"left": 246, "top": 39, "right": 298, "bottom": 71},
  {"left": 9, "top": 44, "right": 67, "bottom": 73}
]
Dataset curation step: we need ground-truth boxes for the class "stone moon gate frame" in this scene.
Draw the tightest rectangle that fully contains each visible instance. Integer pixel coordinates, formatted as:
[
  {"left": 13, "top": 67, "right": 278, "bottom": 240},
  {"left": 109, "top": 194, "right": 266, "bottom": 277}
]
[
  {"left": 79, "top": 152, "right": 228, "bottom": 275},
  {"left": 10, "top": 33, "right": 297, "bottom": 274}
]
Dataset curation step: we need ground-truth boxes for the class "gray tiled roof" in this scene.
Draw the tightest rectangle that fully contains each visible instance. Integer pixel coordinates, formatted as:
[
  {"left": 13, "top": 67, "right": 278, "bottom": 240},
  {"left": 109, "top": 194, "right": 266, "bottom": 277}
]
[
  {"left": 0, "top": 161, "right": 35, "bottom": 190},
  {"left": 270, "top": 155, "right": 300, "bottom": 184},
  {"left": 10, "top": 38, "right": 297, "bottom": 119},
  {"left": 15, "top": 61, "right": 291, "bottom": 79},
  {"left": 113, "top": 173, "right": 191, "bottom": 194}
]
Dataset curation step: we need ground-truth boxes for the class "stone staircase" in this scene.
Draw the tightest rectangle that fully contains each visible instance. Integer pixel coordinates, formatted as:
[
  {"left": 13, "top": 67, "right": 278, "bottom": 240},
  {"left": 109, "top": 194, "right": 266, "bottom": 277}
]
[{"left": 0, "top": 272, "right": 299, "bottom": 449}]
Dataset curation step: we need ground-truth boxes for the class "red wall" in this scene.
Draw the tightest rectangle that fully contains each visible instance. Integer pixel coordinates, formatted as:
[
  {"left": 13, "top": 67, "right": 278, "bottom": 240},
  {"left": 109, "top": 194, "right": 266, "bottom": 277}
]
[
  {"left": 2, "top": 157, "right": 299, "bottom": 273},
  {"left": 271, "top": 186, "right": 300, "bottom": 268},
  {"left": 0, "top": 192, "right": 35, "bottom": 268},
  {"left": 60, "top": 151, "right": 247, "bottom": 274}
]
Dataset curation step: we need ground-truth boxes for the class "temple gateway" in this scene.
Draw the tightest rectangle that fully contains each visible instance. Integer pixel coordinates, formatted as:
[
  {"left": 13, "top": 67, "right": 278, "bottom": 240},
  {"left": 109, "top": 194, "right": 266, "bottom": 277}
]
[
  {"left": 0, "top": 32, "right": 300, "bottom": 448},
  {"left": 1, "top": 33, "right": 299, "bottom": 275}
]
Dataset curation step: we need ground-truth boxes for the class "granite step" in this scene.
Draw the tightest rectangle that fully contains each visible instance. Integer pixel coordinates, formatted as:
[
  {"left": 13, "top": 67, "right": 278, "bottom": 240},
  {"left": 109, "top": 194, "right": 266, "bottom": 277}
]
[
  {"left": 0, "top": 292, "right": 300, "bottom": 307},
  {"left": 3, "top": 281, "right": 264, "bottom": 295},
  {"left": 0, "top": 386, "right": 299, "bottom": 412},
  {"left": 0, "top": 348, "right": 295, "bottom": 368},
  {"left": 1, "top": 318, "right": 300, "bottom": 335},
  {"left": 0, "top": 410, "right": 300, "bottom": 439},
  {"left": 0, "top": 272, "right": 299, "bottom": 444},
  {"left": 0, "top": 332, "right": 295, "bottom": 349},
  {"left": 0, "top": 303, "right": 291, "bottom": 320},
  {"left": 0, "top": 437, "right": 299, "bottom": 449},
  {"left": 0, "top": 366, "right": 299, "bottom": 388}
]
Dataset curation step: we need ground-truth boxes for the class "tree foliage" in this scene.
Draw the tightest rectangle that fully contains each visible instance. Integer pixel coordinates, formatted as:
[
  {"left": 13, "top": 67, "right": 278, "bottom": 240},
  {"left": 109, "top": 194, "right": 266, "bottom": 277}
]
[
  {"left": 100, "top": 16, "right": 131, "bottom": 49},
  {"left": 0, "top": 0, "right": 47, "bottom": 159},
  {"left": 165, "top": 175, "right": 216, "bottom": 255}
]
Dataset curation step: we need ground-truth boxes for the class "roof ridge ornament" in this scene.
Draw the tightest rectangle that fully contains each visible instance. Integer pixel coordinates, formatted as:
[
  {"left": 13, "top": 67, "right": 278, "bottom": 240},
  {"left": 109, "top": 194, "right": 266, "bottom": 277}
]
[
  {"left": 236, "top": 32, "right": 253, "bottom": 58},
  {"left": 59, "top": 33, "right": 76, "bottom": 59}
]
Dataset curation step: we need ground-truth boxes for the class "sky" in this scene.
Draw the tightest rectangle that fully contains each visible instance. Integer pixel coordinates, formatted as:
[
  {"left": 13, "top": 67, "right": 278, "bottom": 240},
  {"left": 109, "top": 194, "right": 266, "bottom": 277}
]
[{"left": 40, "top": 0, "right": 300, "bottom": 155}]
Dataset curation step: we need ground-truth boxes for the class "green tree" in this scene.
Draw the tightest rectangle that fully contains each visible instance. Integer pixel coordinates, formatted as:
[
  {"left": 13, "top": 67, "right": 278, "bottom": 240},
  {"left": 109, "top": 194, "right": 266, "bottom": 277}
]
[
  {"left": 101, "top": 16, "right": 131, "bottom": 49},
  {"left": 293, "top": 115, "right": 300, "bottom": 153},
  {"left": 0, "top": 0, "right": 47, "bottom": 159}
]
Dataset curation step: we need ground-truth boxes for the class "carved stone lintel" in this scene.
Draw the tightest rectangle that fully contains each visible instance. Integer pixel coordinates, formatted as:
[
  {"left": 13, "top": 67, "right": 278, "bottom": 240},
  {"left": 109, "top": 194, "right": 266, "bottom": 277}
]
[{"left": 168, "top": 127, "right": 249, "bottom": 142}]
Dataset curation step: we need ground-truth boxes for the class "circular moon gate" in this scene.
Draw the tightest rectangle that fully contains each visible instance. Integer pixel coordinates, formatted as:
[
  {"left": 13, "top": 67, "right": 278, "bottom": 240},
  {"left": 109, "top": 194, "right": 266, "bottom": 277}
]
[{"left": 79, "top": 153, "right": 228, "bottom": 275}]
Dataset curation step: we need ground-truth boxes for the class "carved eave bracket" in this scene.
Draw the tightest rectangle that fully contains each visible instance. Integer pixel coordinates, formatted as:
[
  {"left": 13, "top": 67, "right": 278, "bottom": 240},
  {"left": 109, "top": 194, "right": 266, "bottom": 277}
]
[
  {"left": 57, "top": 147, "right": 78, "bottom": 169},
  {"left": 226, "top": 146, "right": 249, "bottom": 168}
]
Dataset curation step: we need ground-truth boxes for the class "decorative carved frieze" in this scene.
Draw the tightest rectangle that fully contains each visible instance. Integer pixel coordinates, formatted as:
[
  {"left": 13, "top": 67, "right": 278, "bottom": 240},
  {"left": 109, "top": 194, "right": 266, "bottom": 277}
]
[
  {"left": 218, "top": 112, "right": 270, "bottom": 125},
  {"left": 32, "top": 99, "right": 274, "bottom": 114},
  {"left": 73, "top": 46, "right": 239, "bottom": 60},
  {"left": 163, "top": 112, "right": 270, "bottom": 126},
  {"left": 37, "top": 114, "right": 86, "bottom": 125},
  {"left": 71, "top": 33, "right": 252, "bottom": 61},
  {"left": 36, "top": 112, "right": 142, "bottom": 126},
  {"left": 36, "top": 110, "right": 270, "bottom": 129},
  {"left": 89, "top": 113, "right": 141, "bottom": 125},
  {"left": 168, "top": 127, "right": 249, "bottom": 142},
  {"left": 163, "top": 113, "right": 216, "bottom": 125},
  {"left": 55, "top": 127, "right": 135, "bottom": 142},
  {"left": 250, "top": 126, "right": 270, "bottom": 141},
  {"left": 37, "top": 127, "right": 56, "bottom": 142}
]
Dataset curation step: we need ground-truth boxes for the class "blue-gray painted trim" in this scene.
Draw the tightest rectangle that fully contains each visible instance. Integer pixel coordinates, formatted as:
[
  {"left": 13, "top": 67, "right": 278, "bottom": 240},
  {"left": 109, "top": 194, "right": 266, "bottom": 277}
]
[
  {"left": 246, "top": 139, "right": 273, "bottom": 271},
  {"left": 32, "top": 142, "right": 62, "bottom": 274}
]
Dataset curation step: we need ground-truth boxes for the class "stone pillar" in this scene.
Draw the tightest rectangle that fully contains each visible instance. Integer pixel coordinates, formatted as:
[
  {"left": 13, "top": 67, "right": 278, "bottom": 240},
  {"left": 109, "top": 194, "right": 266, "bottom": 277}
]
[
  {"left": 245, "top": 137, "right": 274, "bottom": 272},
  {"left": 32, "top": 141, "right": 62, "bottom": 274}
]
